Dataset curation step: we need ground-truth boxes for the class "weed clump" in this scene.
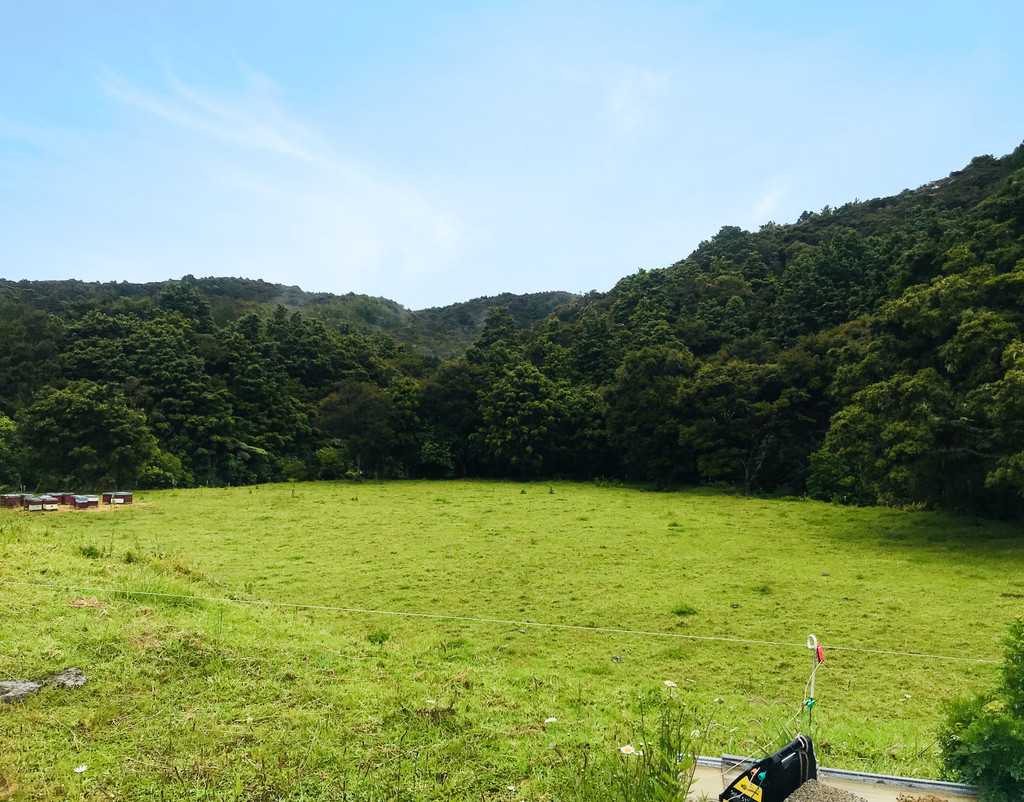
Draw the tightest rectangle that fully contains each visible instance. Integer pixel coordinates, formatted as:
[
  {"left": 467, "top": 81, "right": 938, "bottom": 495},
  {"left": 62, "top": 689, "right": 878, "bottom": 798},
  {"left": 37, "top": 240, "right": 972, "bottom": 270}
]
[
  {"left": 579, "top": 688, "right": 707, "bottom": 802},
  {"left": 78, "top": 544, "right": 101, "bottom": 559},
  {"left": 367, "top": 628, "right": 391, "bottom": 645},
  {"left": 671, "top": 604, "right": 697, "bottom": 617}
]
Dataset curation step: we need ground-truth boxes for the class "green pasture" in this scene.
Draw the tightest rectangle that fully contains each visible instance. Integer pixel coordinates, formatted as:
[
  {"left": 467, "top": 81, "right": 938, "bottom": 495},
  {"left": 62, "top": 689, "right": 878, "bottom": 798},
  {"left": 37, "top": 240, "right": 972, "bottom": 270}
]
[{"left": 1, "top": 481, "right": 1022, "bottom": 800}]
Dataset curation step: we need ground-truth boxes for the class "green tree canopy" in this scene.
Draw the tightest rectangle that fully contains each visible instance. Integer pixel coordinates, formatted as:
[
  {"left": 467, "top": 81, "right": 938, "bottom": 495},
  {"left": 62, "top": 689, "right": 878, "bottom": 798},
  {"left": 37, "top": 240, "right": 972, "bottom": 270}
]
[
  {"left": 0, "top": 414, "right": 18, "bottom": 489},
  {"left": 17, "top": 380, "right": 158, "bottom": 489},
  {"left": 316, "top": 380, "right": 396, "bottom": 476}
]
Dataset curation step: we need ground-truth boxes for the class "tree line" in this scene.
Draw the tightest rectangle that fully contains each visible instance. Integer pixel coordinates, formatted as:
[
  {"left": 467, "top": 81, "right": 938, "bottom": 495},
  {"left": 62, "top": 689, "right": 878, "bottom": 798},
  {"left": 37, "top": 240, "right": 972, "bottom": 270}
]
[{"left": 2, "top": 143, "right": 1023, "bottom": 517}]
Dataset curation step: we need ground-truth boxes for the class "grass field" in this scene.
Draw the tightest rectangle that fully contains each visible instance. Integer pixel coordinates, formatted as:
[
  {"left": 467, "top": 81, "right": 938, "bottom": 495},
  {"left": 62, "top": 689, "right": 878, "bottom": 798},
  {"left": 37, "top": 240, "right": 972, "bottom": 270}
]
[{"left": 1, "top": 480, "right": 1022, "bottom": 800}]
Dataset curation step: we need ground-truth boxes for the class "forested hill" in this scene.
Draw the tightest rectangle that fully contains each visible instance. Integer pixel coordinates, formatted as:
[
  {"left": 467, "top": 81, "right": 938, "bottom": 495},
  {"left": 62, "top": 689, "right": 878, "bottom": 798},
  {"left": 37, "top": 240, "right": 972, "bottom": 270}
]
[
  {"left": 0, "top": 276, "right": 576, "bottom": 356},
  {"left": 2, "top": 141, "right": 1023, "bottom": 519}
]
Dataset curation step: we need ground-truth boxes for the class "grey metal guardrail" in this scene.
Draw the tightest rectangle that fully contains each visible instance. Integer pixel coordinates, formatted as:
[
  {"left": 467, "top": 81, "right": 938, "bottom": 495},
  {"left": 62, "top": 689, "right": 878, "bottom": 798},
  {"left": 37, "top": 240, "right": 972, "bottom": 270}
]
[{"left": 695, "top": 754, "right": 979, "bottom": 798}]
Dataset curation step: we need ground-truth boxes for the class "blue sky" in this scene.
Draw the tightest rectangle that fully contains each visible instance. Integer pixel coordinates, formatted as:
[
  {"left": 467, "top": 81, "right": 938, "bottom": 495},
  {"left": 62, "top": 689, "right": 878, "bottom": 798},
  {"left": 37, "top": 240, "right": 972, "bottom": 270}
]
[{"left": 2, "top": 1, "right": 1023, "bottom": 309}]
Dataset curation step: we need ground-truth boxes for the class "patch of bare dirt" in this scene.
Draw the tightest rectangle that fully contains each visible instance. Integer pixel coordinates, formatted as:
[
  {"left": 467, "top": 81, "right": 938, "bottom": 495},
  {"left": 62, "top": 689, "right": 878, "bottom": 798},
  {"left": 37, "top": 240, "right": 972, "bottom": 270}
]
[
  {"left": 0, "top": 766, "right": 18, "bottom": 800},
  {"left": 69, "top": 596, "right": 106, "bottom": 608},
  {"left": 131, "top": 631, "right": 161, "bottom": 649},
  {"left": 14, "top": 501, "right": 148, "bottom": 514}
]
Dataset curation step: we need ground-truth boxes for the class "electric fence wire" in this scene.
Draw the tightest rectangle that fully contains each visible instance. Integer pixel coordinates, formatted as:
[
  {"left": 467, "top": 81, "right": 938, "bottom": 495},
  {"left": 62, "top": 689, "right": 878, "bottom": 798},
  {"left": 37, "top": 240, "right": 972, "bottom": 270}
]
[
  {"left": 723, "top": 657, "right": 823, "bottom": 772},
  {"left": 727, "top": 702, "right": 807, "bottom": 773},
  {"left": 1, "top": 579, "right": 1000, "bottom": 665}
]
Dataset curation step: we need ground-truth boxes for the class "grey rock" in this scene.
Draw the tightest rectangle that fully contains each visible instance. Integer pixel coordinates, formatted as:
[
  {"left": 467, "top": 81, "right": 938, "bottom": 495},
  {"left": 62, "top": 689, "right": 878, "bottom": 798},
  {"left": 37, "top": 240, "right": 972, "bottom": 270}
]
[
  {"left": 0, "top": 667, "right": 88, "bottom": 703},
  {"left": 0, "top": 680, "right": 42, "bottom": 703},
  {"left": 46, "top": 667, "right": 88, "bottom": 688}
]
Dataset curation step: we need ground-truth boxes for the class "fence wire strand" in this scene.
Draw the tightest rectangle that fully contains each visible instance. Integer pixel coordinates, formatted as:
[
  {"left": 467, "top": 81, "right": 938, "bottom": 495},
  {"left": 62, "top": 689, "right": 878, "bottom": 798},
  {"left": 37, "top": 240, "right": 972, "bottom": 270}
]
[{"left": 1, "top": 579, "right": 999, "bottom": 664}]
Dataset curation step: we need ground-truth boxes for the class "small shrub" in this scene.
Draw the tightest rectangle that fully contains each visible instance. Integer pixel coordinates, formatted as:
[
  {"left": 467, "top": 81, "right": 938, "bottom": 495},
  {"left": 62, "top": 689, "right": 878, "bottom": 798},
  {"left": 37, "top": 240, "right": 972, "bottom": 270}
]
[
  {"left": 279, "top": 457, "right": 309, "bottom": 482},
  {"left": 315, "top": 446, "right": 345, "bottom": 480},
  {"left": 938, "top": 616, "right": 1024, "bottom": 802},
  {"left": 367, "top": 628, "right": 391, "bottom": 645},
  {"left": 671, "top": 604, "right": 697, "bottom": 617},
  {"left": 78, "top": 544, "right": 101, "bottom": 559}
]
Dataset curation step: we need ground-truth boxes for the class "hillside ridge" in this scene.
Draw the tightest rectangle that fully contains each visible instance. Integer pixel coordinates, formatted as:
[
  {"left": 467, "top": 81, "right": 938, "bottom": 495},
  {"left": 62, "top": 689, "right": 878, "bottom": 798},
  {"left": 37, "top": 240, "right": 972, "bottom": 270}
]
[{"left": 2, "top": 141, "right": 1023, "bottom": 516}]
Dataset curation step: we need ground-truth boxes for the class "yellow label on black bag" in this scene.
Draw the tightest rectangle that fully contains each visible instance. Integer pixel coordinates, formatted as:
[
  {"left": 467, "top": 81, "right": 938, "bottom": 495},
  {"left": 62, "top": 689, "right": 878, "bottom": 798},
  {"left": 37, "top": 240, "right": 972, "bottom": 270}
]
[{"left": 732, "top": 775, "right": 763, "bottom": 802}]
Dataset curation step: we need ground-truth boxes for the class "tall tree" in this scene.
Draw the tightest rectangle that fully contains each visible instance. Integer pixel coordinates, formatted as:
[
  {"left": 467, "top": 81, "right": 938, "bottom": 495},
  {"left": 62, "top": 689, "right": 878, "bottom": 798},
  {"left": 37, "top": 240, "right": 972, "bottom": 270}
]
[
  {"left": 0, "top": 304, "right": 63, "bottom": 412},
  {"left": 465, "top": 306, "right": 521, "bottom": 369},
  {"left": 419, "top": 360, "right": 490, "bottom": 475},
  {"left": 17, "top": 380, "right": 158, "bottom": 489},
  {"left": 0, "top": 415, "right": 19, "bottom": 489},
  {"left": 473, "top": 363, "right": 564, "bottom": 476},
  {"left": 678, "top": 359, "right": 804, "bottom": 495},
  {"left": 809, "top": 368, "right": 956, "bottom": 508},
  {"left": 316, "top": 380, "right": 396, "bottom": 476},
  {"left": 157, "top": 276, "right": 214, "bottom": 332},
  {"left": 604, "top": 345, "right": 697, "bottom": 486}
]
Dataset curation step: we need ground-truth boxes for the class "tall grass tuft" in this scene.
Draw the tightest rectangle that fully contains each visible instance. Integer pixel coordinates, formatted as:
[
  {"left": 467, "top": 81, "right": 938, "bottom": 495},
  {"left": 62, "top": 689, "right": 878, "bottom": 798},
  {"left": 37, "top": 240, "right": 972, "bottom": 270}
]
[{"left": 602, "top": 690, "right": 707, "bottom": 802}]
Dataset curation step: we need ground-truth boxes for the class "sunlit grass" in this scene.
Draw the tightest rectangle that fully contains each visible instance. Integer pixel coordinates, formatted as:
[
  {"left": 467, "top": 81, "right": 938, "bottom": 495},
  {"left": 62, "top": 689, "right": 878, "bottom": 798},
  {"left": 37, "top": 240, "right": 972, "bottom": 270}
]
[{"left": 1, "top": 480, "right": 1020, "bottom": 799}]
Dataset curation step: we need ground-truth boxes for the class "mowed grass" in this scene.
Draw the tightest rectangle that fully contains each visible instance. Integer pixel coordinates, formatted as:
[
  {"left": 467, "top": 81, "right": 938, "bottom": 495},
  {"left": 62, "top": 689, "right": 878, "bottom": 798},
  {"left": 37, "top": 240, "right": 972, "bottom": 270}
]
[{"left": 1, "top": 480, "right": 1022, "bottom": 800}]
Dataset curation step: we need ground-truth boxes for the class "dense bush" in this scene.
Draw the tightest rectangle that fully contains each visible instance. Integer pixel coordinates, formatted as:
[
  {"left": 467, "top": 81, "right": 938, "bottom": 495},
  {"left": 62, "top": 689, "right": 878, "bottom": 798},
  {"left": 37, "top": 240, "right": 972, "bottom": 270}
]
[{"left": 938, "top": 616, "right": 1024, "bottom": 801}]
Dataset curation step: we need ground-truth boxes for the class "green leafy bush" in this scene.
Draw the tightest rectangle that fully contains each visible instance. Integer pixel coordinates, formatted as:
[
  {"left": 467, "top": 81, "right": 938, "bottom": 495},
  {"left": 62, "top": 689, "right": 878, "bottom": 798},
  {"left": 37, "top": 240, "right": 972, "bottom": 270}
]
[{"left": 938, "top": 616, "right": 1024, "bottom": 802}]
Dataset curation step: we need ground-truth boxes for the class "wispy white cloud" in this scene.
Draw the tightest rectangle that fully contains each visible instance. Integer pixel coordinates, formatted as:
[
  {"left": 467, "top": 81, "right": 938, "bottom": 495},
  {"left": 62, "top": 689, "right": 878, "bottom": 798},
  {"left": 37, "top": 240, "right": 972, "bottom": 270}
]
[
  {"left": 93, "top": 68, "right": 467, "bottom": 297},
  {"left": 101, "top": 68, "right": 329, "bottom": 164},
  {"left": 750, "top": 177, "right": 793, "bottom": 224}
]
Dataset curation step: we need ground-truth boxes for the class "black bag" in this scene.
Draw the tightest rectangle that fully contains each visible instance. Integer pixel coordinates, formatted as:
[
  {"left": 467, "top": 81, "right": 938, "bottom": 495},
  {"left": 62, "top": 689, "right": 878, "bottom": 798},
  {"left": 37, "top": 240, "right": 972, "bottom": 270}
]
[{"left": 719, "top": 734, "right": 817, "bottom": 802}]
